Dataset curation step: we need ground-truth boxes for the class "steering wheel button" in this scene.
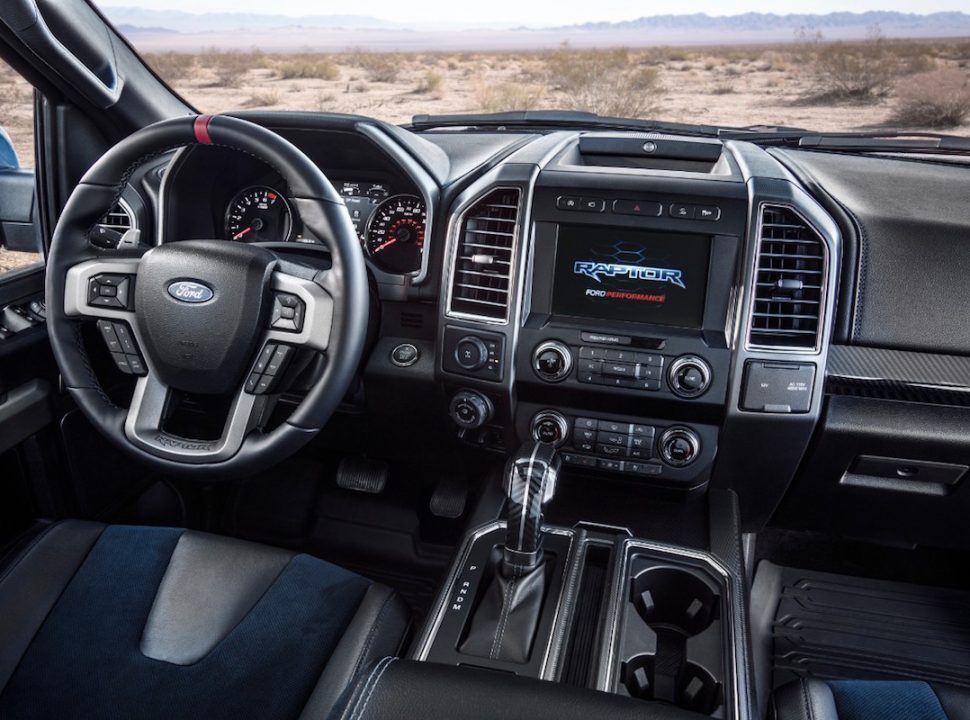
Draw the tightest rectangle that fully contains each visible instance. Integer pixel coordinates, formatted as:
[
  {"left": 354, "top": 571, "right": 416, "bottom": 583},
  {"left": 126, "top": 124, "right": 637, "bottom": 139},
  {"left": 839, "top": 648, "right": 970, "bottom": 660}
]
[
  {"left": 265, "top": 346, "right": 292, "bottom": 376},
  {"left": 280, "top": 306, "right": 296, "bottom": 320},
  {"left": 96, "top": 320, "right": 122, "bottom": 352},
  {"left": 245, "top": 372, "right": 261, "bottom": 393},
  {"left": 254, "top": 344, "right": 276, "bottom": 374},
  {"left": 254, "top": 375, "right": 275, "bottom": 394},
  {"left": 126, "top": 355, "right": 147, "bottom": 376},
  {"left": 111, "top": 352, "right": 132, "bottom": 374},
  {"left": 98, "top": 285, "right": 118, "bottom": 298},
  {"left": 113, "top": 323, "right": 138, "bottom": 355}
]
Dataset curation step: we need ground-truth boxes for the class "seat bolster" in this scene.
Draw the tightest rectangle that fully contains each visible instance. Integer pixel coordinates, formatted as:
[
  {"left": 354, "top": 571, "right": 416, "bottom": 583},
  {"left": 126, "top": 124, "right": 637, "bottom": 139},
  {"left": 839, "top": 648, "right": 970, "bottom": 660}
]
[
  {"left": 932, "top": 684, "right": 970, "bottom": 720},
  {"left": 298, "top": 583, "right": 410, "bottom": 720},
  {"left": 772, "top": 679, "right": 839, "bottom": 720},
  {"left": 0, "top": 520, "right": 106, "bottom": 691}
]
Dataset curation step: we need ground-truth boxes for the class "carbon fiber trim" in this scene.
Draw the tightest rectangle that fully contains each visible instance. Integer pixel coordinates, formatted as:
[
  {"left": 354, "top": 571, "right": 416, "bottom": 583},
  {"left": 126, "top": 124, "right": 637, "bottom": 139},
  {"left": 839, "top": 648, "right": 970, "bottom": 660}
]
[{"left": 826, "top": 344, "right": 970, "bottom": 405}]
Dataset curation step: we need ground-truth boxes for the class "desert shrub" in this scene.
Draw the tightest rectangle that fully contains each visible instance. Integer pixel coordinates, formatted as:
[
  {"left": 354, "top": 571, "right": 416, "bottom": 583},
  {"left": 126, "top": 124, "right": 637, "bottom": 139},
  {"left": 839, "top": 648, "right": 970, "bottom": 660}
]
[
  {"left": 346, "top": 50, "right": 402, "bottom": 83},
  {"left": 414, "top": 70, "right": 443, "bottom": 94},
  {"left": 807, "top": 28, "right": 896, "bottom": 101},
  {"left": 475, "top": 83, "right": 541, "bottom": 113},
  {"left": 543, "top": 48, "right": 662, "bottom": 118},
  {"left": 892, "top": 68, "right": 970, "bottom": 128},
  {"left": 712, "top": 82, "right": 734, "bottom": 95},
  {"left": 198, "top": 49, "right": 263, "bottom": 88},
  {"left": 143, "top": 52, "right": 195, "bottom": 83},
  {"left": 241, "top": 91, "right": 281, "bottom": 108},
  {"left": 276, "top": 54, "right": 339, "bottom": 80}
]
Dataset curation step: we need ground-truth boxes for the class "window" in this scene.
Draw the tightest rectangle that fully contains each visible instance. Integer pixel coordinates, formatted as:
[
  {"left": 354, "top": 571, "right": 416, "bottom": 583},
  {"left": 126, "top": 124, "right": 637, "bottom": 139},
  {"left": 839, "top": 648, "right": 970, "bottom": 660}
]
[{"left": 0, "top": 58, "right": 41, "bottom": 277}]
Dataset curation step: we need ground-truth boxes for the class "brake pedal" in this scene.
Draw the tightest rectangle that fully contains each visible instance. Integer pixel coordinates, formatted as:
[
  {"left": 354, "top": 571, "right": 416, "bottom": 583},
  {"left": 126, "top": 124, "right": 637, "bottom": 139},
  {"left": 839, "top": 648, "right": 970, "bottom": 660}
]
[
  {"left": 429, "top": 476, "right": 467, "bottom": 519},
  {"left": 336, "top": 457, "right": 388, "bottom": 494}
]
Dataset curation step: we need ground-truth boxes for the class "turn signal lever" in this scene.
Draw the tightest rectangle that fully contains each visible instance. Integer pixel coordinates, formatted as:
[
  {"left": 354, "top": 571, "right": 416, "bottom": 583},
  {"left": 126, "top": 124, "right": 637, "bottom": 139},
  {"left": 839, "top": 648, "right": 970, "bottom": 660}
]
[{"left": 501, "top": 441, "right": 560, "bottom": 573}]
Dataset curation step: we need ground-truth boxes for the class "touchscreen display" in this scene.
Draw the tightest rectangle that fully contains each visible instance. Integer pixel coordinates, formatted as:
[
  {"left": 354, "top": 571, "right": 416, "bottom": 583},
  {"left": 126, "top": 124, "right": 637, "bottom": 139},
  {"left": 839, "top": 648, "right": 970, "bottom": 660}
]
[{"left": 551, "top": 225, "right": 710, "bottom": 328}]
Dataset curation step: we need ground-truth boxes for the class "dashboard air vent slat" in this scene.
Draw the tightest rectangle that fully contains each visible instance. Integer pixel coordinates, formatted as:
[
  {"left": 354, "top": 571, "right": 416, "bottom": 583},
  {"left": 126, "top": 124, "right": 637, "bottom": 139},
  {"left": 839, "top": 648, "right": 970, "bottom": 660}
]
[
  {"left": 448, "top": 188, "right": 520, "bottom": 322},
  {"left": 90, "top": 201, "right": 135, "bottom": 249},
  {"left": 748, "top": 205, "right": 826, "bottom": 351}
]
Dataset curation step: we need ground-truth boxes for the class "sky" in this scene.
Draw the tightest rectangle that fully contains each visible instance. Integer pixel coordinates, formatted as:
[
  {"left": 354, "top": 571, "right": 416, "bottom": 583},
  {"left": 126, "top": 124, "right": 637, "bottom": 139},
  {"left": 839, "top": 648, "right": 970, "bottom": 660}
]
[{"left": 95, "top": 0, "right": 968, "bottom": 27}]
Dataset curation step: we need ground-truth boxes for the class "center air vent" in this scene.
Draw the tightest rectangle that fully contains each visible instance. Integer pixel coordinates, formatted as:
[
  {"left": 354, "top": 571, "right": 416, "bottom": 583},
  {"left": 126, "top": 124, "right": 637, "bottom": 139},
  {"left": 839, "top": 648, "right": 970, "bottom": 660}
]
[
  {"left": 90, "top": 200, "right": 135, "bottom": 249},
  {"left": 748, "top": 205, "right": 826, "bottom": 351},
  {"left": 447, "top": 187, "right": 521, "bottom": 322}
]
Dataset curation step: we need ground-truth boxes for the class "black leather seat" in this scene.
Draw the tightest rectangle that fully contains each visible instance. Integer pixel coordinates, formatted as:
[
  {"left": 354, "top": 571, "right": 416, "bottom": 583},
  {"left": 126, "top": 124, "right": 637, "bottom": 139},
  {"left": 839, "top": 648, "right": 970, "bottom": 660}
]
[
  {"left": 773, "top": 677, "right": 970, "bottom": 720},
  {"left": 0, "top": 521, "right": 410, "bottom": 720}
]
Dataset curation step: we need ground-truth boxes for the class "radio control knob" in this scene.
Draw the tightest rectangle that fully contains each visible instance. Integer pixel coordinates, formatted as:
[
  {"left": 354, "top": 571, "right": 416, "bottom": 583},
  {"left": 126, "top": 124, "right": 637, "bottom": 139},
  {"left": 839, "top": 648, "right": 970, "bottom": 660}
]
[
  {"left": 668, "top": 355, "right": 712, "bottom": 398},
  {"left": 533, "top": 341, "right": 572, "bottom": 383},
  {"left": 449, "top": 391, "right": 493, "bottom": 430},
  {"left": 658, "top": 427, "right": 701, "bottom": 467},
  {"left": 531, "top": 410, "right": 570, "bottom": 447},
  {"left": 455, "top": 335, "right": 489, "bottom": 371}
]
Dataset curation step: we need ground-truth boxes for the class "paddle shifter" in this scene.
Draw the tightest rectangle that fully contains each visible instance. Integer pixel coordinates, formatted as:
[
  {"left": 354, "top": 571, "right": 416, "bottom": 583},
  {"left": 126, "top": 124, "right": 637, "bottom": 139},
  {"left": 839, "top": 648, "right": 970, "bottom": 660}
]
[{"left": 460, "top": 442, "right": 560, "bottom": 663}]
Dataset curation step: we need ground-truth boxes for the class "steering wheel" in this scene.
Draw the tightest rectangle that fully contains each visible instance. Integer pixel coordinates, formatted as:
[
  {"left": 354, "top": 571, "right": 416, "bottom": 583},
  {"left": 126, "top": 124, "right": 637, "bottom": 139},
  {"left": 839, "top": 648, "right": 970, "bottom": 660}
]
[{"left": 46, "top": 114, "right": 369, "bottom": 478}]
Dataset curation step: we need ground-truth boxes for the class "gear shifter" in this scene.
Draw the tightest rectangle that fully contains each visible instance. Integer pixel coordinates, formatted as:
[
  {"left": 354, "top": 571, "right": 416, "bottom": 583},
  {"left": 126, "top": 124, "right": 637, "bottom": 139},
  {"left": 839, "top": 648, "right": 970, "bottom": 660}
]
[
  {"left": 501, "top": 441, "right": 560, "bottom": 573},
  {"left": 459, "top": 442, "right": 560, "bottom": 663}
]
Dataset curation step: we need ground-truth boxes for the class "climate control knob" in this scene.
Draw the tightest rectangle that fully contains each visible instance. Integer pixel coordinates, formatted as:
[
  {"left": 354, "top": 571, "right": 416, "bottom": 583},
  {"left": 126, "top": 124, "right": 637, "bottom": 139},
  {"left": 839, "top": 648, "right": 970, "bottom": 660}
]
[
  {"left": 449, "top": 391, "right": 493, "bottom": 430},
  {"left": 668, "top": 355, "right": 713, "bottom": 398},
  {"left": 532, "top": 341, "right": 572, "bottom": 383},
  {"left": 455, "top": 335, "right": 489, "bottom": 371},
  {"left": 658, "top": 427, "right": 701, "bottom": 467},
  {"left": 531, "top": 410, "right": 570, "bottom": 447}
]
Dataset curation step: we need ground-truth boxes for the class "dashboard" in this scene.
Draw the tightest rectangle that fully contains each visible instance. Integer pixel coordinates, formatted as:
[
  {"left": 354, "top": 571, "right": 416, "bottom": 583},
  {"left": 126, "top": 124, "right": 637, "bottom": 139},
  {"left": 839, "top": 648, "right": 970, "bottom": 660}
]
[{"left": 102, "top": 110, "right": 970, "bottom": 547}]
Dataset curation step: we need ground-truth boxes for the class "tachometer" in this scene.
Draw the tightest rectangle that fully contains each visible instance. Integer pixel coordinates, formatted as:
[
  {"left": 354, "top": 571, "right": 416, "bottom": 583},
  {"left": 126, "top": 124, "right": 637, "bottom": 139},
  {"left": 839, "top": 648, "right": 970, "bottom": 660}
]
[
  {"left": 225, "top": 186, "right": 292, "bottom": 243},
  {"left": 364, "top": 194, "right": 426, "bottom": 274}
]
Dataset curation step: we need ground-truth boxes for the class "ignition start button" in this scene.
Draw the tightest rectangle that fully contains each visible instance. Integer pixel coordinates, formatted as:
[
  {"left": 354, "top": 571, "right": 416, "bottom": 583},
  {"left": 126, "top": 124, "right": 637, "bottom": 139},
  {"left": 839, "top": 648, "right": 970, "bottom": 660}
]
[{"left": 390, "top": 343, "right": 419, "bottom": 367}]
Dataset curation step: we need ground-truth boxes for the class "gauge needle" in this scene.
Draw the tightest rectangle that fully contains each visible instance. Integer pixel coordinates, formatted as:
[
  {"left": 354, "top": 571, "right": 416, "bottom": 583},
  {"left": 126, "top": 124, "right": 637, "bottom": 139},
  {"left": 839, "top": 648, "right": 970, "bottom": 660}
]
[
  {"left": 373, "top": 238, "right": 398, "bottom": 253},
  {"left": 233, "top": 227, "right": 253, "bottom": 240}
]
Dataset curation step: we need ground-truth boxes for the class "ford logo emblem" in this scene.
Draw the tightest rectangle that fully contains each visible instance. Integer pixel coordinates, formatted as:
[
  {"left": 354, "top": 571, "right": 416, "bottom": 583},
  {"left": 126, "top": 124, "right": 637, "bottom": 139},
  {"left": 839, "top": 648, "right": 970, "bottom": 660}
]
[{"left": 167, "top": 280, "right": 213, "bottom": 304}]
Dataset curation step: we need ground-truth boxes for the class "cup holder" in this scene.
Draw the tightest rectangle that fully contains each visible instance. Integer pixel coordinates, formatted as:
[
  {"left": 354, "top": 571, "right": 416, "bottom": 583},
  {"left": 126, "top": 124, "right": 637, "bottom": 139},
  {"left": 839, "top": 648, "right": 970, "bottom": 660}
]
[
  {"left": 622, "top": 566, "right": 723, "bottom": 715},
  {"left": 631, "top": 566, "right": 719, "bottom": 637},
  {"left": 622, "top": 655, "right": 722, "bottom": 715}
]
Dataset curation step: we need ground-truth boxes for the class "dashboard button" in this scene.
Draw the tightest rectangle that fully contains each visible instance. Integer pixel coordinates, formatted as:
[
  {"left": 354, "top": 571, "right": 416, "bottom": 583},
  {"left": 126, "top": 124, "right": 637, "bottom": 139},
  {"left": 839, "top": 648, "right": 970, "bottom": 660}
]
[
  {"left": 575, "top": 417, "right": 597, "bottom": 430},
  {"left": 580, "top": 197, "right": 606, "bottom": 212},
  {"left": 631, "top": 424, "right": 655, "bottom": 437},
  {"left": 625, "top": 462, "right": 662, "bottom": 476},
  {"left": 597, "top": 431, "right": 628, "bottom": 446},
  {"left": 669, "top": 203, "right": 695, "bottom": 219},
  {"left": 612, "top": 199, "right": 662, "bottom": 217},
  {"left": 602, "top": 362, "right": 635, "bottom": 377},
  {"left": 634, "top": 353, "right": 664, "bottom": 366},
  {"left": 579, "top": 346, "right": 608, "bottom": 360},
  {"left": 578, "top": 359, "right": 603, "bottom": 374},
  {"left": 597, "top": 420, "right": 631, "bottom": 434},
  {"left": 598, "top": 458, "right": 623, "bottom": 472},
  {"left": 574, "top": 427, "right": 597, "bottom": 444},
  {"left": 556, "top": 195, "right": 581, "bottom": 211},
  {"left": 636, "top": 365, "right": 662, "bottom": 380},
  {"left": 695, "top": 205, "right": 721, "bottom": 221},
  {"left": 597, "top": 443, "right": 628, "bottom": 458},
  {"left": 391, "top": 343, "right": 419, "bottom": 367},
  {"left": 455, "top": 336, "right": 488, "bottom": 371}
]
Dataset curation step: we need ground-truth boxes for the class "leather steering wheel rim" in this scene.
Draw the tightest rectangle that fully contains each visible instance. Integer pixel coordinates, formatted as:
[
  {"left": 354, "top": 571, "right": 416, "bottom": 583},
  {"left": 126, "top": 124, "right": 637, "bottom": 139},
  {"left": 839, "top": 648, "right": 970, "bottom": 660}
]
[{"left": 45, "top": 114, "right": 369, "bottom": 478}]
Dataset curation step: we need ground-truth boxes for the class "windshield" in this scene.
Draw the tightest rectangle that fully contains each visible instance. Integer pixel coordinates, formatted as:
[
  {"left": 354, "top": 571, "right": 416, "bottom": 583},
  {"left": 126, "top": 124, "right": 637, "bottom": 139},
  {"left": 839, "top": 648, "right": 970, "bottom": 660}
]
[{"left": 98, "top": 2, "right": 970, "bottom": 136}]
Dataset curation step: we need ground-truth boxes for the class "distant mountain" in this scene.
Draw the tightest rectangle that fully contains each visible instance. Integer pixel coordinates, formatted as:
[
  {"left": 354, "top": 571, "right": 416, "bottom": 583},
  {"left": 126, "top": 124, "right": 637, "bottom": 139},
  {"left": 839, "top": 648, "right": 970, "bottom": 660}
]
[
  {"left": 102, "top": 7, "right": 399, "bottom": 33},
  {"left": 555, "top": 11, "right": 970, "bottom": 34}
]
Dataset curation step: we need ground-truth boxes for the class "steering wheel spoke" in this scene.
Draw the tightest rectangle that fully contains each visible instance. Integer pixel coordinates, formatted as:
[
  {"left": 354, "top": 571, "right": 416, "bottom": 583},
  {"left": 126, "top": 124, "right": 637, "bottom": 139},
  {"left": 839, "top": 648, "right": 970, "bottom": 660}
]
[
  {"left": 64, "top": 257, "right": 141, "bottom": 321},
  {"left": 265, "top": 268, "right": 335, "bottom": 353},
  {"left": 124, "top": 371, "right": 266, "bottom": 463}
]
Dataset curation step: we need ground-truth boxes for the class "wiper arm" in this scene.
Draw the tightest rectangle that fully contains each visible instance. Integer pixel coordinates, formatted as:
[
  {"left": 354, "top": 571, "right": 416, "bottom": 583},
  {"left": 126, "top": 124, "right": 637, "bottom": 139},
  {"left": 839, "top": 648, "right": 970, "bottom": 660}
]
[
  {"left": 409, "top": 110, "right": 724, "bottom": 137},
  {"left": 721, "top": 128, "right": 970, "bottom": 154}
]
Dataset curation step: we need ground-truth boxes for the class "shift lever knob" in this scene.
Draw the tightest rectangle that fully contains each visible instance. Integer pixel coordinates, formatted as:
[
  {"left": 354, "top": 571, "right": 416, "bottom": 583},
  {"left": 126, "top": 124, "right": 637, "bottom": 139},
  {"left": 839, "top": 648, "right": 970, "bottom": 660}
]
[{"left": 502, "top": 441, "right": 560, "bottom": 572}]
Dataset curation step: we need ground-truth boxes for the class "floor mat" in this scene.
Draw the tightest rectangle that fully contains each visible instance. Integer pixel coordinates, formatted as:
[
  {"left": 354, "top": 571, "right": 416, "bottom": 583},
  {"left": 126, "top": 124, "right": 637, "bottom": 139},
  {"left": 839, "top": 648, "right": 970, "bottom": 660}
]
[{"left": 761, "top": 562, "right": 970, "bottom": 690}]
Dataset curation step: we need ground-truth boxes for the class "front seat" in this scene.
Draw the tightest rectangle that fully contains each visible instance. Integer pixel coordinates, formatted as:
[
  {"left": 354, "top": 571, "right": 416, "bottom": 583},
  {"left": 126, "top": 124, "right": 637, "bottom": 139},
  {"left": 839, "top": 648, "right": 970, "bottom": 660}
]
[
  {"left": 773, "top": 678, "right": 970, "bottom": 720},
  {"left": 0, "top": 521, "right": 410, "bottom": 720}
]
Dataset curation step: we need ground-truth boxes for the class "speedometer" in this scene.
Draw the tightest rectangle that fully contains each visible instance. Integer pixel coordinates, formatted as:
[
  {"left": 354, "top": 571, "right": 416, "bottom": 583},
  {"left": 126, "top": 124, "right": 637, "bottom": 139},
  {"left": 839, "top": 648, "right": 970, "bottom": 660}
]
[
  {"left": 225, "top": 186, "right": 292, "bottom": 243},
  {"left": 364, "top": 194, "right": 426, "bottom": 275}
]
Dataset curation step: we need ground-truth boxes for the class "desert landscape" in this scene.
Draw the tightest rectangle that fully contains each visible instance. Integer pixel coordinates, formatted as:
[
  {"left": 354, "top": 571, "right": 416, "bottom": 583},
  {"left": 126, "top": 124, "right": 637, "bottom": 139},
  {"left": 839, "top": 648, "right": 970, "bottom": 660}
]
[{"left": 1, "top": 31, "right": 970, "bottom": 273}]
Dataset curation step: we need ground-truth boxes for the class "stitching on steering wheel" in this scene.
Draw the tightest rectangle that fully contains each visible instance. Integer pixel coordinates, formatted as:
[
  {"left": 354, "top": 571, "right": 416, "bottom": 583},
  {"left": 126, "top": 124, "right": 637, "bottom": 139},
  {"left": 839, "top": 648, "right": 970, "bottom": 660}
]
[{"left": 72, "top": 322, "right": 121, "bottom": 409}]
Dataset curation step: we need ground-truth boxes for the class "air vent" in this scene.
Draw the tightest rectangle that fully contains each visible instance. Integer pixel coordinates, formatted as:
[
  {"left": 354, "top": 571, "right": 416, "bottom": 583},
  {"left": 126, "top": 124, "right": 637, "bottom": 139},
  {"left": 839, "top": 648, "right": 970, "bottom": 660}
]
[
  {"left": 90, "top": 200, "right": 134, "bottom": 249},
  {"left": 748, "top": 205, "right": 826, "bottom": 351},
  {"left": 448, "top": 187, "right": 520, "bottom": 322}
]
